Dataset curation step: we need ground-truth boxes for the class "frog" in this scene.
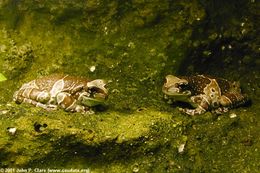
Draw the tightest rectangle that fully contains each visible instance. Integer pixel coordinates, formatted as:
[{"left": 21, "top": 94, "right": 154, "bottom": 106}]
[
  {"left": 162, "top": 74, "right": 248, "bottom": 115},
  {"left": 13, "top": 74, "right": 108, "bottom": 113}
]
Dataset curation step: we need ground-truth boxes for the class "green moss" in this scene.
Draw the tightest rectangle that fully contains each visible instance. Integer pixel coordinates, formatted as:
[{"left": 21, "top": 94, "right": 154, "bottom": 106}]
[
  {"left": 0, "top": 103, "right": 185, "bottom": 168},
  {"left": 0, "top": 73, "right": 7, "bottom": 81}
]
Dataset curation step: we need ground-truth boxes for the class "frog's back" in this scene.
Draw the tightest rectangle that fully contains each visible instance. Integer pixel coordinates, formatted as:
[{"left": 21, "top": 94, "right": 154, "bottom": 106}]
[
  {"left": 215, "top": 77, "right": 241, "bottom": 94},
  {"left": 184, "top": 75, "right": 238, "bottom": 95},
  {"left": 33, "top": 74, "right": 89, "bottom": 91},
  {"left": 183, "top": 75, "right": 212, "bottom": 95}
]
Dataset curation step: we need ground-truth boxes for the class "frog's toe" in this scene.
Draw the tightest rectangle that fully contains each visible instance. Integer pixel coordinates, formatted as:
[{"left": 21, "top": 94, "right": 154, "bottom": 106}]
[
  {"left": 74, "top": 105, "right": 86, "bottom": 113},
  {"left": 85, "top": 109, "right": 95, "bottom": 115},
  {"left": 46, "top": 104, "right": 57, "bottom": 110},
  {"left": 212, "top": 107, "right": 229, "bottom": 114},
  {"left": 178, "top": 108, "right": 192, "bottom": 115}
]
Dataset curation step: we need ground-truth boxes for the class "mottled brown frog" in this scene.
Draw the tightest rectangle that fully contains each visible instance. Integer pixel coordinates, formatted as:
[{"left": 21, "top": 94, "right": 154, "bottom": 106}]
[
  {"left": 13, "top": 74, "right": 108, "bottom": 113},
  {"left": 162, "top": 75, "right": 248, "bottom": 115}
]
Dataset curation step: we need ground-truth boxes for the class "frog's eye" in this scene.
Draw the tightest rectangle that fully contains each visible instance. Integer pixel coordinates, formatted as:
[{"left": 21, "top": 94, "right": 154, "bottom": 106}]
[{"left": 87, "top": 79, "right": 108, "bottom": 95}]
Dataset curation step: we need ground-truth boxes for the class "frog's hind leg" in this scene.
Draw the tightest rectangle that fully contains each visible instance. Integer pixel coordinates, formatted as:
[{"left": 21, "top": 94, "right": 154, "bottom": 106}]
[
  {"left": 214, "top": 92, "right": 248, "bottom": 114},
  {"left": 220, "top": 93, "right": 248, "bottom": 108},
  {"left": 13, "top": 88, "right": 56, "bottom": 110},
  {"left": 15, "top": 96, "right": 57, "bottom": 111},
  {"left": 13, "top": 88, "right": 51, "bottom": 103}
]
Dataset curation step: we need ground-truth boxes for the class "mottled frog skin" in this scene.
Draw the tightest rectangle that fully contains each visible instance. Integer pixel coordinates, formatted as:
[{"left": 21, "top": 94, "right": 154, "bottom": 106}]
[
  {"left": 162, "top": 75, "right": 248, "bottom": 115},
  {"left": 13, "top": 74, "right": 108, "bottom": 113}
]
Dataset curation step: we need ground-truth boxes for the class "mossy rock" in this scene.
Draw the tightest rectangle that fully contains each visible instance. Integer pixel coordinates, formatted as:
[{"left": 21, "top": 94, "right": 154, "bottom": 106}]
[{"left": 0, "top": 103, "right": 187, "bottom": 168}]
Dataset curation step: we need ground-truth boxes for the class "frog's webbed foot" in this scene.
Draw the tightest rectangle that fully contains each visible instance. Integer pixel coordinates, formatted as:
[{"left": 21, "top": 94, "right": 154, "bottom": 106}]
[
  {"left": 83, "top": 108, "right": 95, "bottom": 114},
  {"left": 179, "top": 106, "right": 206, "bottom": 116},
  {"left": 74, "top": 105, "right": 94, "bottom": 114},
  {"left": 44, "top": 104, "right": 58, "bottom": 111}
]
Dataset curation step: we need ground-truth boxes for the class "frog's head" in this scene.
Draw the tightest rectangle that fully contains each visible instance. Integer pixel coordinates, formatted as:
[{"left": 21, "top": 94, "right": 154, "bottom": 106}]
[
  {"left": 79, "top": 79, "right": 108, "bottom": 107},
  {"left": 162, "top": 75, "right": 191, "bottom": 101}
]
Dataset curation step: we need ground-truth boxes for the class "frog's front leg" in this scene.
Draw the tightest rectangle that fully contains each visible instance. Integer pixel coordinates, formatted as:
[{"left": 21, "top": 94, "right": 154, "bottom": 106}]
[
  {"left": 56, "top": 92, "right": 88, "bottom": 113},
  {"left": 212, "top": 107, "right": 229, "bottom": 114},
  {"left": 179, "top": 95, "right": 209, "bottom": 116}
]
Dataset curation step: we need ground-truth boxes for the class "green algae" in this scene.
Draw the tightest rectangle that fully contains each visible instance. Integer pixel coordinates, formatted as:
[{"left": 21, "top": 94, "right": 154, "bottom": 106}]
[
  {"left": 0, "top": 73, "right": 7, "bottom": 81},
  {"left": 0, "top": 103, "right": 186, "bottom": 168},
  {"left": 0, "top": 0, "right": 259, "bottom": 172}
]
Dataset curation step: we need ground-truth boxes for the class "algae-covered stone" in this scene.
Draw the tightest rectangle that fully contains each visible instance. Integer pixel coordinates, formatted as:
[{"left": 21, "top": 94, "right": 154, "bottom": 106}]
[
  {"left": 0, "top": 103, "right": 185, "bottom": 168},
  {"left": 0, "top": 73, "right": 7, "bottom": 81},
  {"left": 0, "top": 28, "right": 34, "bottom": 79}
]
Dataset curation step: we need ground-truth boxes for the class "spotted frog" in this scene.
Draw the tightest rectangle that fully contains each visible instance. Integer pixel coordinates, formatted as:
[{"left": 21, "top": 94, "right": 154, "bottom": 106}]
[
  {"left": 13, "top": 74, "right": 108, "bottom": 113},
  {"left": 162, "top": 75, "right": 248, "bottom": 115}
]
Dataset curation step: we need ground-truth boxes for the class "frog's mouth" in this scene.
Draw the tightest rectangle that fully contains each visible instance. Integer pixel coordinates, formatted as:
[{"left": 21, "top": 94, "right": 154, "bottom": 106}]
[
  {"left": 80, "top": 87, "right": 108, "bottom": 107},
  {"left": 81, "top": 97, "right": 105, "bottom": 107}
]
